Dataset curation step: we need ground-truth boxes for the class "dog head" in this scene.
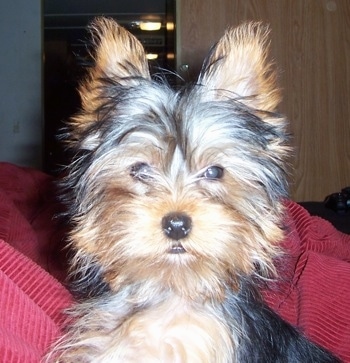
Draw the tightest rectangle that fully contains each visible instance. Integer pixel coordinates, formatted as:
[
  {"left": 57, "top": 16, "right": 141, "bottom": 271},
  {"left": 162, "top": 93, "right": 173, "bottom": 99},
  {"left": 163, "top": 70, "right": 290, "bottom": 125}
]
[{"left": 64, "top": 18, "right": 290, "bottom": 299}]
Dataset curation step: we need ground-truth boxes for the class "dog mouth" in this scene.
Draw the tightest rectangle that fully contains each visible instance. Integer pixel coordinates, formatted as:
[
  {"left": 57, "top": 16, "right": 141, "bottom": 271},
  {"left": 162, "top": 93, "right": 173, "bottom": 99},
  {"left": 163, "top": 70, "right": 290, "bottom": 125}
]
[{"left": 168, "top": 242, "right": 186, "bottom": 254}]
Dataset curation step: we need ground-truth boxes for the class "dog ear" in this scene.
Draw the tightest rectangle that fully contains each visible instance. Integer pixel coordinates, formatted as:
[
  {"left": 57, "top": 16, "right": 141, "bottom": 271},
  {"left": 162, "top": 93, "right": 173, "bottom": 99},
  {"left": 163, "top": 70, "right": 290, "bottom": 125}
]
[
  {"left": 198, "top": 22, "right": 280, "bottom": 111},
  {"left": 79, "top": 17, "right": 150, "bottom": 112},
  {"left": 87, "top": 17, "right": 150, "bottom": 81}
]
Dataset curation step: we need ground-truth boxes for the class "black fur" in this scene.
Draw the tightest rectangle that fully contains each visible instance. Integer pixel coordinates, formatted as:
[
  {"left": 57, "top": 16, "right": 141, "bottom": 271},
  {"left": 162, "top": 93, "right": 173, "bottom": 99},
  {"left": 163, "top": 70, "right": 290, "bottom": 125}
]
[{"left": 225, "top": 280, "right": 341, "bottom": 362}]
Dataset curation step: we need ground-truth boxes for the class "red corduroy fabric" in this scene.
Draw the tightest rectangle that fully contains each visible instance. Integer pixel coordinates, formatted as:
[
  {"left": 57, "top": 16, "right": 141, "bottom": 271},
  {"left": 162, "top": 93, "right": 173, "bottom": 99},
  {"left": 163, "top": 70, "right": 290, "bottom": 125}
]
[
  {"left": 0, "top": 162, "right": 349, "bottom": 362},
  {"left": 263, "top": 200, "right": 350, "bottom": 362},
  {"left": 0, "top": 162, "right": 72, "bottom": 362},
  {"left": 0, "top": 240, "right": 72, "bottom": 362}
]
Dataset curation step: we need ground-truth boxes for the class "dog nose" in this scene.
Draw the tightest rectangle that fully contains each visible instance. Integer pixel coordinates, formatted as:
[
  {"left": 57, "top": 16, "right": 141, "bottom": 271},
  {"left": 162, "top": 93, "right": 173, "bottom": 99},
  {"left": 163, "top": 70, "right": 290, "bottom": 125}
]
[{"left": 162, "top": 212, "right": 192, "bottom": 240}]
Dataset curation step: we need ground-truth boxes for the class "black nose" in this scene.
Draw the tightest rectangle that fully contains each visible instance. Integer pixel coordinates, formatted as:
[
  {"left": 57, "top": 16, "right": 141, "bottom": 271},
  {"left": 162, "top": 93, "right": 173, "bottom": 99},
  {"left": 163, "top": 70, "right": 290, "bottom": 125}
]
[{"left": 162, "top": 212, "right": 192, "bottom": 240}]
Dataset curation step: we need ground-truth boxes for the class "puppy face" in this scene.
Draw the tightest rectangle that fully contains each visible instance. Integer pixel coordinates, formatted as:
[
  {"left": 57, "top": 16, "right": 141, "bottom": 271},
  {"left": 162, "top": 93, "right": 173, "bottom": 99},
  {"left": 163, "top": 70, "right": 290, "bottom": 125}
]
[{"left": 65, "top": 18, "right": 290, "bottom": 298}]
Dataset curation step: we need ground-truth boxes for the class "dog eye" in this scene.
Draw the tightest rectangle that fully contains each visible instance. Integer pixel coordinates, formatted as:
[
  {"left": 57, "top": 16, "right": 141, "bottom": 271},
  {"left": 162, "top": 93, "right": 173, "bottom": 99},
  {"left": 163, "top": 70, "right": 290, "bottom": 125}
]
[
  {"left": 202, "top": 166, "right": 224, "bottom": 180},
  {"left": 130, "top": 162, "right": 153, "bottom": 180}
]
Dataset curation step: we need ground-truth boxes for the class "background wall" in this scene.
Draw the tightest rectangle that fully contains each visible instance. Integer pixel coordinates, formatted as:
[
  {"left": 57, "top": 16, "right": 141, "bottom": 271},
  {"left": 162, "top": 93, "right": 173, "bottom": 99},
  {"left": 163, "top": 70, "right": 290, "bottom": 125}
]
[
  {"left": 0, "top": 1, "right": 42, "bottom": 169},
  {"left": 177, "top": 0, "right": 350, "bottom": 202}
]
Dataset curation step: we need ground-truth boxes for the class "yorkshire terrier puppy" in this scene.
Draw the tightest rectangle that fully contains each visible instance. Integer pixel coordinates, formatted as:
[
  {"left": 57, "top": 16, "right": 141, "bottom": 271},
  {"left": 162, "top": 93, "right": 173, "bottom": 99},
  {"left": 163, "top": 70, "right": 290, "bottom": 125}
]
[{"left": 48, "top": 17, "right": 340, "bottom": 362}]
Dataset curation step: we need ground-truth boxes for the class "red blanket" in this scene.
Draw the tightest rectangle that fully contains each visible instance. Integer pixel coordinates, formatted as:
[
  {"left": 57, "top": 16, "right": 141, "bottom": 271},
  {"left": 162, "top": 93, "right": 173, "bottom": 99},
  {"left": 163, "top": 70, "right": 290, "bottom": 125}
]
[
  {"left": 0, "top": 162, "right": 349, "bottom": 362},
  {"left": 0, "top": 163, "right": 72, "bottom": 362}
]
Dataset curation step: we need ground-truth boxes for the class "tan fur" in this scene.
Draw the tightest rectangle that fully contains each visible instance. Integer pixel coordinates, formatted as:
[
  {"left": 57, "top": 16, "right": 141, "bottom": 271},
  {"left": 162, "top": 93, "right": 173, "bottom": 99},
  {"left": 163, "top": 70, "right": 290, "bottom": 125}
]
[
  {"left": 81, "top": 18, "right": 150, "bottom": 111},
  {"left": 48, "top": 297, "right": 235, "bottom": 362},
  {"left": 199, "top": 22, "right": 280, "bottom": 111}
]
